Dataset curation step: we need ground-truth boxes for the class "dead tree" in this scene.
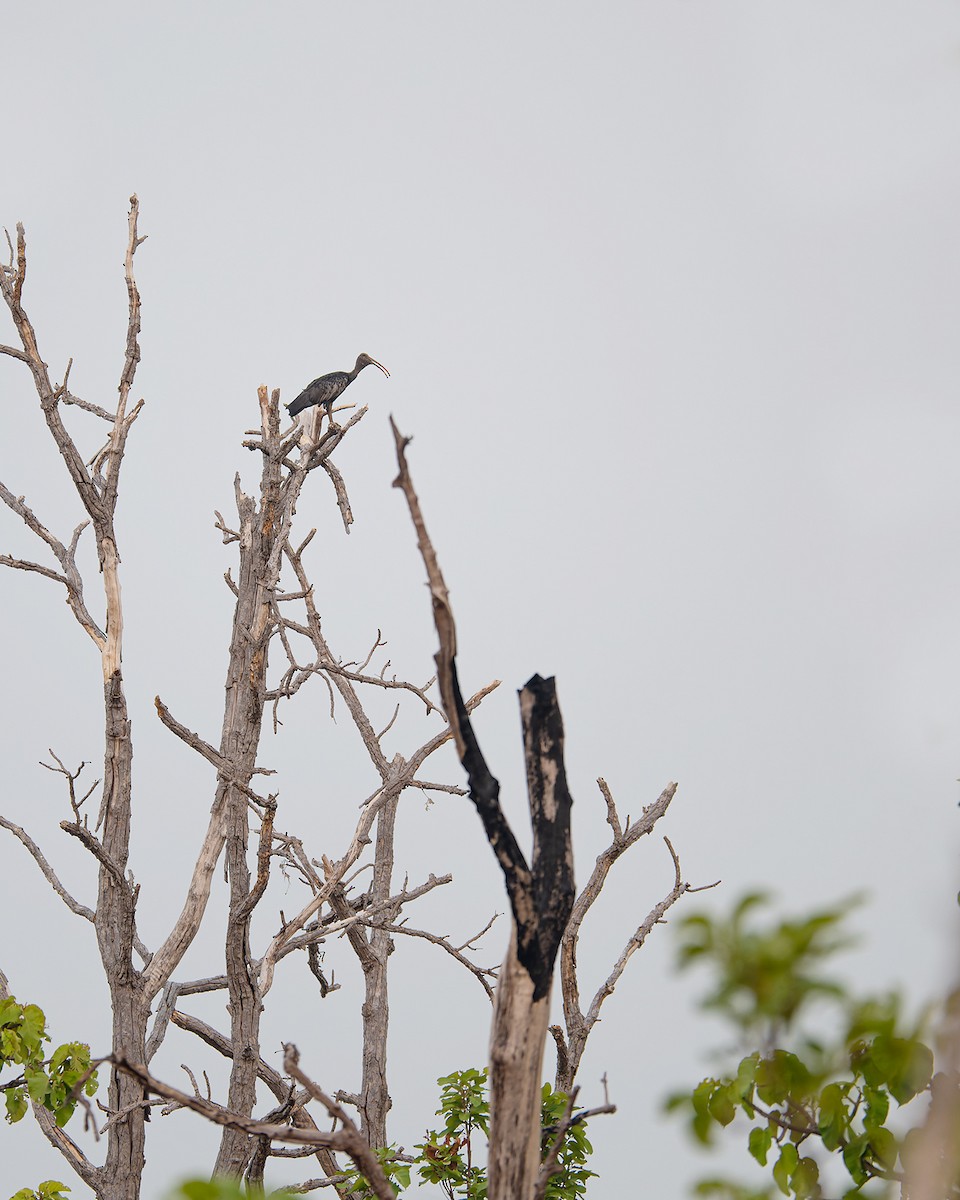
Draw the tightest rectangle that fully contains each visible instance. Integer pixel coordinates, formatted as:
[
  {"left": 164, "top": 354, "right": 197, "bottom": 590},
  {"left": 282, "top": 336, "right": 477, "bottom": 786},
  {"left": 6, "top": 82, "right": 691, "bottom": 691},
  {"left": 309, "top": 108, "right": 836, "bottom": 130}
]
[
  {"left": 0, "top": 201, "right": 499, "bottom": 1198},
  {"left": 390, "top": 422, "right": 716, "bottom": 1200},
  {"left": 1, "top": 202, "right": 712, "bottom": 1200}
]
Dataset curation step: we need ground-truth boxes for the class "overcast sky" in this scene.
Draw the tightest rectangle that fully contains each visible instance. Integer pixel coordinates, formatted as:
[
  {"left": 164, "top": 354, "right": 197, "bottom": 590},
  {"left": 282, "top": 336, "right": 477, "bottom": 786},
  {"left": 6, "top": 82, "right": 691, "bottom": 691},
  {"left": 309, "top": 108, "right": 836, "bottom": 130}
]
[{"left": 2, "top": 4, "right": 960, "bottom": 1197}]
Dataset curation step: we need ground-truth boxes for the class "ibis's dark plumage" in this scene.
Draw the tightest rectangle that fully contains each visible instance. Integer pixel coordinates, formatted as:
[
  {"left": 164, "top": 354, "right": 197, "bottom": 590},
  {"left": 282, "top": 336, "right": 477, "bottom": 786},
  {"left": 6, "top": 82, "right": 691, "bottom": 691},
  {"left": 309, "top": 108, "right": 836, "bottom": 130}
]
[{"left": 286, "top": 353, "right": 390, "bottom": 419}]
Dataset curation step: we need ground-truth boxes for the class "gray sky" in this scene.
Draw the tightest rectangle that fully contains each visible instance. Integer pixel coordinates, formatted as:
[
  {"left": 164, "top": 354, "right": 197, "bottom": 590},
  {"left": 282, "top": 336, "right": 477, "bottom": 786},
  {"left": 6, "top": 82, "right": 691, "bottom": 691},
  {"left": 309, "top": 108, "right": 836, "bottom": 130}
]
[{"left": 2, "top": 4, "right": 959, "bottom": 1196}]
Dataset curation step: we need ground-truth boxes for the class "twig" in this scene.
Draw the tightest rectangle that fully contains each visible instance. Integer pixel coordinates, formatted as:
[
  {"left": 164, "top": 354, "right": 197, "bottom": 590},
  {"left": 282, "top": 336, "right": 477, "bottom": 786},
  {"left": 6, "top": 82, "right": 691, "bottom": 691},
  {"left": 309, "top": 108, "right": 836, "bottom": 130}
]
[
  {"left": 370, "top": 919, "right": 499, "bottom": 1000},
  {"left": 559, "top": 827, "right": 719, "bottom": 1087},
  {"left": 40, "top": 751, "right": 99, "bottom": 824}
]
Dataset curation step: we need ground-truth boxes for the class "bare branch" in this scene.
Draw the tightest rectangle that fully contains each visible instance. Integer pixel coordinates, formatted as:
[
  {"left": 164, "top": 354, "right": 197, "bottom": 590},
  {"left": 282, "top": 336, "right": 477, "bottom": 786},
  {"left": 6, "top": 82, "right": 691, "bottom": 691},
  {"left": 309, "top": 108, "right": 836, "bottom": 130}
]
[
  {"left": 390, "top": 419, "right": 462, "bottom": 748},
  {"left": 153, "top": 695, "right": 272, "bottom": 808},
  {"left": 375, "top": 919, "right": 499, "bottom": 1001},
  {"left": 258, "top": 755, "right": 462, "bottom": 995},
  {"left": 40, "top": 751, "right": 99, "bottom": 825},
  {"left": 0, "top": 481, "right": 105, "bottom": 647},
  {"left": 559, "top": 827, "right": 718, "bottom": 1089},
  {"left": 63, "top": 394, "right": 115, "bottom": 422},
  {"left": 107, "top": 1052, "right": 383, "bottom": 1158},
  {"left": 214, "top": 510, "right": 241, "bottom": 544},
  {"left": 59, "top": 821, "right": 128, "bottom": 889},
  {"left": 235, "top": 800, "right": 278, "bottom": 921},
  {"left": 284, "top": 1045, "right": 397, "bottom": 1200},
  {"left": 96, "top": 1047, "right": 388, "bottom": 1199},
  {"left": 0, "top": 554, "right": 68, "bottom": 585},
  {"left": 0, "top": 814, "right": 94, "bottom": 921},
  {"left": 320, "top": 456, "right": 354, "bottom": 533}
]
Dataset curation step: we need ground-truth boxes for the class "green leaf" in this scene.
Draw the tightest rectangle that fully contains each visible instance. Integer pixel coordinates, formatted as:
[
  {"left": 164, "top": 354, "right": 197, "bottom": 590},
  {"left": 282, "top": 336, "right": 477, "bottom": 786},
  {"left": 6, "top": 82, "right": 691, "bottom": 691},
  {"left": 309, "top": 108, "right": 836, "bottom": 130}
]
[
  {"left": 707, "top": 1084, "right": 737, "bottom": 1127},
  {"left": 772, "top": 1144, "right": 798, "bottom": 1196},
  {"left": 861, "top": 1085, "right": 888, "bottom": 1133},
  {"left": 1, "top": 1029, "right": 23, "bottom": 1063},
  {"left": 54, "top": 1101, "right": 76, "bottom": 1128},
  {"left": 748, "top": 1125, "right": 773, "bottom": 1166},
  {"left": 24, "top": 1066, "right": 48, "bottom": 1104},
  {"left": 817, "top": 1082, "right": 847, "bottom": 1151},
  {"left": 174, "top": 1182, "right": 223, "bottom": 1199},
  {"left": 755, "top": 1053, "right": 811, "bottom": 1106},
  {"left": 792, "top": 1157, "right": 819, "bottom": 1200},
  {"left": 692, "top": 1079, "right": 717, "bottom": 1118},
  {"left": 735, "top": 1054, "right": 760, "bottom": 1099},
  {"left": 0, "top": 998, "right": 24, "bottom": 1029},
  {"left": 18, "top": 1007, "right": 48, "bottom": 1057},
  {"left": 864, "top": 1035, "right": 934, "bottom": 1104},
  {"left": 867, "top": 1125, "right": 897, "bottom": 1171},
  {"left": 841, "top": 1133, "right": 870, "bottom": 1187},
  {"left": 5, "top": 1085, "right": 28, "bottom": 1123}
]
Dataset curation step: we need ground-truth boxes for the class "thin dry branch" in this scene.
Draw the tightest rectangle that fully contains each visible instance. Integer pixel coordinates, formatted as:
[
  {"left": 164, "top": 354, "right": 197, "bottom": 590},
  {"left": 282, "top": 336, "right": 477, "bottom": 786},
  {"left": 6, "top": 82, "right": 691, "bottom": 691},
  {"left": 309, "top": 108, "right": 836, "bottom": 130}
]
[
  {"left": 153, "top": 695, "right": 272, "bottom": 809},
  {"left": 256, "top": 709, "right": 493, "bottom": 996},
  {"left": 235, "top": 800, "right": 278, "bottom": 921},
  {"left": 275, "top": 872, "right": 453, "bottom": 958},
  {"left": 94, "top": 1047, "right": 390, "bottom": 1199},
  {"left": 0, "top": 341, "right": 31, "bottom": 364},
  {"left": 59, "top": 821, "right": 128, "bottom": 889},
  {"left": 0, "top": 481, "right": 105, "bottom": 646},
  {"left": 284, "top": 1045, "right": 397, "bottom": 1200},
  {"left": 40, "top": 751, "right": 100, "bottom": 825},
  {"left": 389, "top": 418, "right": 462, "bottom": 749},
  {"left": 0, "top": 553, "right": 67, "bottom": 585},
  {"left": 320, "top": 456, "right": 354, "bottom": 532},
  {"left": 558, "top": 826, "right": 719, "bottom": 1089},
  {"left": 372, "top": 918, "right": 499, "bottom": 1001},
  {"left": 0, "top": 814, "right": 94, "bottom": 921},
  {"left": 102, "top": 1052, "right": 387, "bottom": 1159}
]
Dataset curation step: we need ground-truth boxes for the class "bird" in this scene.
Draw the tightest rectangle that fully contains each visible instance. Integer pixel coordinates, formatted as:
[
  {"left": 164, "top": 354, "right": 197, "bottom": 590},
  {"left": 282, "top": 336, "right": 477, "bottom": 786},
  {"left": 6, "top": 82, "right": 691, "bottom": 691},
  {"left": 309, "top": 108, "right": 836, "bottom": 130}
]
[{"left": 286, "top": 353, "right": 390, "bottom": 423}]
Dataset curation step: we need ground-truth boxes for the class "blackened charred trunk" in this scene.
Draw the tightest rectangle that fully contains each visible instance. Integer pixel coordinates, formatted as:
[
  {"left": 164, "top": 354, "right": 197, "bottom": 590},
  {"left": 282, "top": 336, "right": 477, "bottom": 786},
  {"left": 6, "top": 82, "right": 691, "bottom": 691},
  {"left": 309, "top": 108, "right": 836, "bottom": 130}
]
[
  {"left": 451, "top": 667, "right": 575, "bottom": 1200},
  {"left": 519, "top": 674, "right": 576, "bottom": 998},
  {"left": 450, "top": 665, "right": 575, "bottom": 993}
]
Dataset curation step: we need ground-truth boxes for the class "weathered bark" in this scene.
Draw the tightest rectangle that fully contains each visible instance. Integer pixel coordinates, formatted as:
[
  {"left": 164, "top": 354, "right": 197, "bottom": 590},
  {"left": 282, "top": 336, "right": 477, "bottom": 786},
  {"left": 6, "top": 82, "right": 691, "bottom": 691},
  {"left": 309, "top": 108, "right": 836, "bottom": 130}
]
[
  {"left": 95, "top": 669, "right": 148, "bottom": 1200},
  {"left": 488, "top": 930, "right": 551, "bottom": 1197},
  {"left": 214, "top": 387, "right": 307, "bottom": 1177},
  {"left": 358, "top": 793, "right": 398, "bottom": 1147}
]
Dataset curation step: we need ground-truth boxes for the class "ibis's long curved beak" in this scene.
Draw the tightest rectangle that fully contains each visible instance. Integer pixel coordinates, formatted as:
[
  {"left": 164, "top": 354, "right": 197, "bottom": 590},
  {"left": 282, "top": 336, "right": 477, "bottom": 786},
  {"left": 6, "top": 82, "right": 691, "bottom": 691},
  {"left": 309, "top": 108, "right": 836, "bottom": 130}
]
[{"left": 369, "top": 357, "right": 390, "bottom": 378}]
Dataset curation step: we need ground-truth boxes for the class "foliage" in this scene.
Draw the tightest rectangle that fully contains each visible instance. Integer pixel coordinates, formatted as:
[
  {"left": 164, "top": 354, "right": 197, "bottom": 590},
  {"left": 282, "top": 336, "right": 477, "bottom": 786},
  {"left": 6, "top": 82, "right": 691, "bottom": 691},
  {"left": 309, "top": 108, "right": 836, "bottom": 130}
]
[
  {"left": 8, "top": 1184, "right": 71, "bottom": 1200},
  {"left": 667, "top": 894, "right": 954, "bottom": 1200},
  {"left": 539, "top": 1082, "right": 598, "bottom": 1200},
  {"left": 2, "top": 996, "right": 98, "bottom": 1200},
  {"left": 413, "top": 1068, "right": 490, "bottom": 1199},
  {"left": 168, "top": 1183, "right": 291, "bottom": 1200},
  {"left": 343, "top": 1143, "right": 414, "bottom": 1198},
  {"left": 339, "top": 1068, "right": 596, "bottom": 1198}
]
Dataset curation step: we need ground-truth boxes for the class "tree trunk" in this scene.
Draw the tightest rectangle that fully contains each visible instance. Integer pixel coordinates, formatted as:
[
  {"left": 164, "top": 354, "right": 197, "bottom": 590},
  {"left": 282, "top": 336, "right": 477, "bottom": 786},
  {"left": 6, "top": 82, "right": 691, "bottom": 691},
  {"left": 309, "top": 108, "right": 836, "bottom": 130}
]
[
  {"left": 96, "top": 666, "right": 148, "bottom": 1199},
  {"left": 487, "top": 929, "right": 551, "bottom": 1199}
]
